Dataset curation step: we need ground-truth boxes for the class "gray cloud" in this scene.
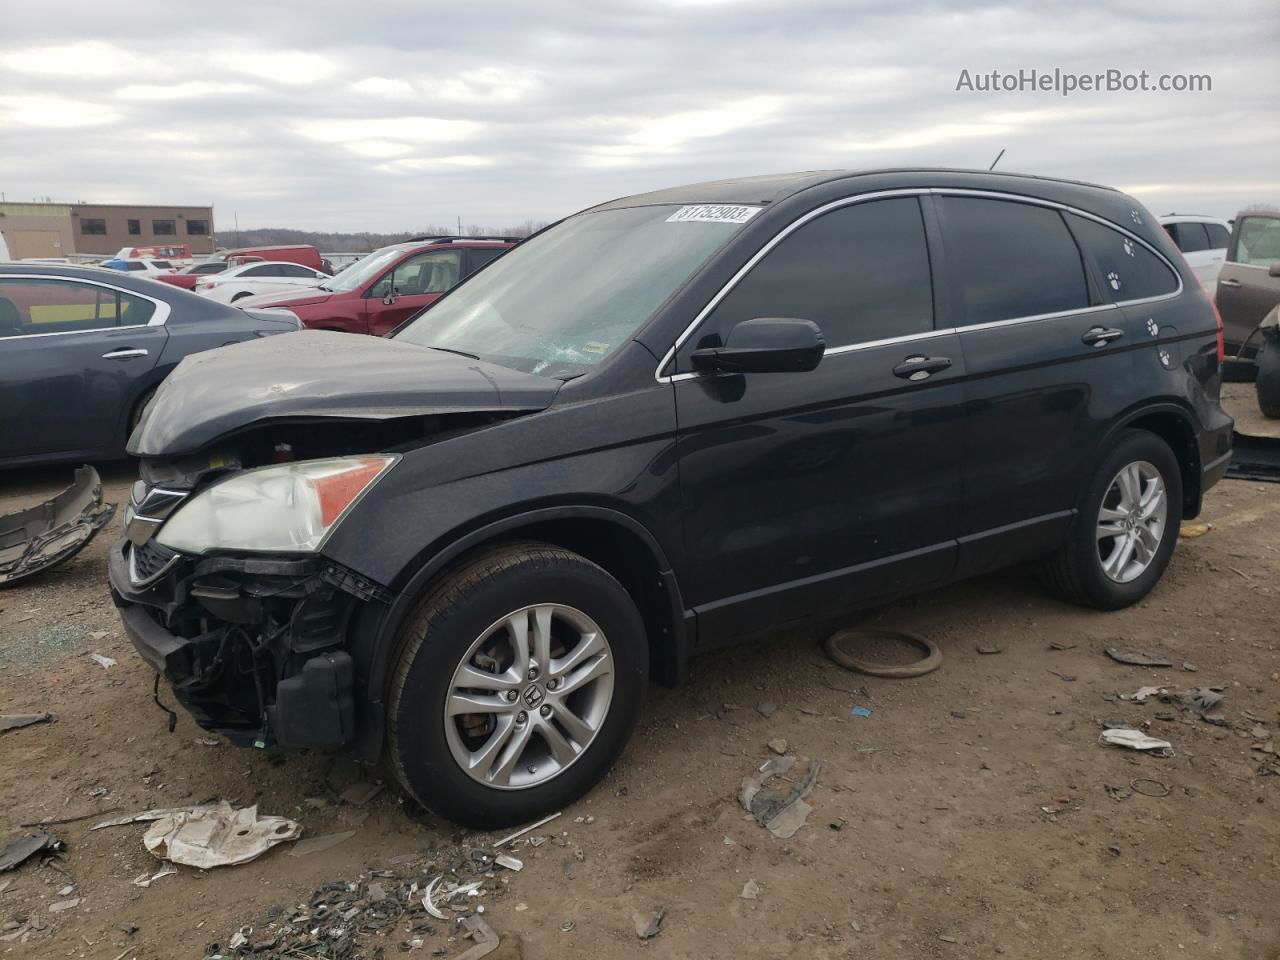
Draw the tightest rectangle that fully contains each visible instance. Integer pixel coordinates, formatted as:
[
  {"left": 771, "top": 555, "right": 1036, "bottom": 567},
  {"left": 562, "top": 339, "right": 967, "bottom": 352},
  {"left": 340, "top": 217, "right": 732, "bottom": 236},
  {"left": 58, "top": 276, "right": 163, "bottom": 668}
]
[{"left": 0, "top": 0, "right": 1276, "bottom": 232}]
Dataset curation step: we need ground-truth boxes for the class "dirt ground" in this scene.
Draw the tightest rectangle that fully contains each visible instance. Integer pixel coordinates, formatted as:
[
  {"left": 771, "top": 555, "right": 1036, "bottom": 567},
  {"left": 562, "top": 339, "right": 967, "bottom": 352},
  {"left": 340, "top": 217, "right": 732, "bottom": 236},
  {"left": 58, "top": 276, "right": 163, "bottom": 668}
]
[{"left": 2, "top": 405, "right": 1278, "bottom": 959}]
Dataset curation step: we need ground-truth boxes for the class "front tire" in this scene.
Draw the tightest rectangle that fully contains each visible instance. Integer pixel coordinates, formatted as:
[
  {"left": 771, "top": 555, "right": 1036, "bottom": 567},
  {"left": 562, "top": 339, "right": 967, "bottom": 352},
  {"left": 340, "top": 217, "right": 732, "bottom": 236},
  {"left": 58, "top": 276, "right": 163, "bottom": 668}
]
[
  {"left": 386, "top": 543, "right": 647, "bottom": 828},
  {"left": 1040, "top": 430, "right": 1182, "bottom": 610}
]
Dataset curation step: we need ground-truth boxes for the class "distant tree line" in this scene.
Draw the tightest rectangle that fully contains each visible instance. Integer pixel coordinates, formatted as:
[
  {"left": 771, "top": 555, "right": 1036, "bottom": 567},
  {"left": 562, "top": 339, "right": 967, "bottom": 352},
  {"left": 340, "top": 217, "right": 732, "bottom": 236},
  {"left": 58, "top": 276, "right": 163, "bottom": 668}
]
[{"left": 218, "top": 221, "right": 551, "bottom": 252}]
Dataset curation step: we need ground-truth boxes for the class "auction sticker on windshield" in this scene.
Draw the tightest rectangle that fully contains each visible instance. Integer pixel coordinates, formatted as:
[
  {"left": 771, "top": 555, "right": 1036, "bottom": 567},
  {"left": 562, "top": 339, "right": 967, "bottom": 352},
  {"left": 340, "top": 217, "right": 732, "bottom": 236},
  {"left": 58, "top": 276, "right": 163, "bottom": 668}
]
[{"left": 666, "top": 204, "right": 762, "bottom": 225}]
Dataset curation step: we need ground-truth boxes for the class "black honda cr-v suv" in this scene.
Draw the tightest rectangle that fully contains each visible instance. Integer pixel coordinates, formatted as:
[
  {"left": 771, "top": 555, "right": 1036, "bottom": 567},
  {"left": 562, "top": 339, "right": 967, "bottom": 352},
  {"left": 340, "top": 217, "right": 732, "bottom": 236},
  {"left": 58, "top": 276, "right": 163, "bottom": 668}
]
[{"left": 110, "top": 168, "right": 1233, "bottom": 826}]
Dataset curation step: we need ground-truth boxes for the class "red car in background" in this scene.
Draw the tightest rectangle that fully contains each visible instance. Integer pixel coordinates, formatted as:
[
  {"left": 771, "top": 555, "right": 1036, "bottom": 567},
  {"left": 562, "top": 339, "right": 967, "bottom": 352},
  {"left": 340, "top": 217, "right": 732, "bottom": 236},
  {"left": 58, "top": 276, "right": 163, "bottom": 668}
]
[
  {"left": 155, "top": 261, "right": 229, "bottom": 290},
  {"left": 237, "top": 237, "right": 514, "bottom": 336}
]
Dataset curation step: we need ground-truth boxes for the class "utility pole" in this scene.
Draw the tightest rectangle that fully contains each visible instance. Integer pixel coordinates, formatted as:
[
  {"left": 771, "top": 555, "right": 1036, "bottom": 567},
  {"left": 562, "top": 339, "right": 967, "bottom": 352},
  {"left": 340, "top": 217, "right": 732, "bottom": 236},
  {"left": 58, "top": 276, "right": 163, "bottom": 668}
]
[
  {"left": 457, "top": 215, "right": 462, "bottom": 235},
  {"left": 234, "top": 211, "right": 240, "bottom": 248}
]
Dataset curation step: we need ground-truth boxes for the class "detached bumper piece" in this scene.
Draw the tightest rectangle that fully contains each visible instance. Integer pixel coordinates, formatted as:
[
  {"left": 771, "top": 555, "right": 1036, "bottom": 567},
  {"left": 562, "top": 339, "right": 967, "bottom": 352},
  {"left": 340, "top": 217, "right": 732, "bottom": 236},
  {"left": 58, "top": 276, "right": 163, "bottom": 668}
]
[
  {"left": 109, "top": 540, "right": 362, "bottom": 749},
  {"left": 0, "top": 466, "right": 115, "bottom": 586}
]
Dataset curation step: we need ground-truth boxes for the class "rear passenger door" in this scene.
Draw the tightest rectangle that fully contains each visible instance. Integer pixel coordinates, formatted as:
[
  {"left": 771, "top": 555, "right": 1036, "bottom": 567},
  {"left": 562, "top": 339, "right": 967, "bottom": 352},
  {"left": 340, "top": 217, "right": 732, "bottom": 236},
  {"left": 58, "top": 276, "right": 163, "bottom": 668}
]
[
  {"left": 937, "top": 195, "right": 1140, "bottom": 577},
  {"left": 673, "top": 196, "right": 967, "bottom": 642}
]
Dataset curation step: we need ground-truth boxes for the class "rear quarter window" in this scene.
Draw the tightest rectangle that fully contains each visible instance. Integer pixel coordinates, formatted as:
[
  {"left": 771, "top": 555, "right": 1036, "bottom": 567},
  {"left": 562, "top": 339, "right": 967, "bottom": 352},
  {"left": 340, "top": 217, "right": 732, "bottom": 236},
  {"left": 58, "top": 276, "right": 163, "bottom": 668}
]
[{"left": 1065, "top": 213, "right": 1179, "bottom": 302}]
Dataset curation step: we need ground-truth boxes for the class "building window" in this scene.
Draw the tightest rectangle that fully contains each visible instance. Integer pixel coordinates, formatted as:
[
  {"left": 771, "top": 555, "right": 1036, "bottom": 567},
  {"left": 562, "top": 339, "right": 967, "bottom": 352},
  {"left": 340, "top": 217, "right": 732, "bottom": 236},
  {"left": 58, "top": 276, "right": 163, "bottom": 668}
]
[
  {"left": 152, "top": 219, "right": 176, "bottom": 236},
  {"left": 186, "top": 219, "right": 209, "bottom": 236},
  {"left": 128, "top": 219, "right": 141, "bottom": 235},
  {"left": 80, "top": 218, "right": 107, "bottom": 235}
]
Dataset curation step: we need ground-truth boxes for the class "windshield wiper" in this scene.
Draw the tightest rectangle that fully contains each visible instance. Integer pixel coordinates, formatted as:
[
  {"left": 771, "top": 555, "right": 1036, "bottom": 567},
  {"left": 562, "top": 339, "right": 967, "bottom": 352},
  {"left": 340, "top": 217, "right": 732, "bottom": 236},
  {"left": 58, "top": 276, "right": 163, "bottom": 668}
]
[{"left": 423, "top": 345, "right": 481, "bottom": 360}]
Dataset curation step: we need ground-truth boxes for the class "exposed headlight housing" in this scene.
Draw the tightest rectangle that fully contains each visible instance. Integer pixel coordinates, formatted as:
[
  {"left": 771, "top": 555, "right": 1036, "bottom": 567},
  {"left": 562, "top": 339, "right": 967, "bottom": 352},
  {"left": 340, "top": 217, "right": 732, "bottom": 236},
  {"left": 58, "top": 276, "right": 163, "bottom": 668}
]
[{"left": 155, "top": 455, "right": 398, "bottom": 555}]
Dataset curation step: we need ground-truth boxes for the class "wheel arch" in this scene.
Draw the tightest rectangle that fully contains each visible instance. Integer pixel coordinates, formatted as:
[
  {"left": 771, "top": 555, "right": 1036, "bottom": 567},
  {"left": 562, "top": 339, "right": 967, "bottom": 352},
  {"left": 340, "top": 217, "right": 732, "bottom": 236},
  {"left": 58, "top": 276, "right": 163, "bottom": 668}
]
[
  {"left": 358, "top": 505, "right": 691, "bottom": 718},
  {"left": 1104, "top": 402, "right": 1202, "bottom": 517}
]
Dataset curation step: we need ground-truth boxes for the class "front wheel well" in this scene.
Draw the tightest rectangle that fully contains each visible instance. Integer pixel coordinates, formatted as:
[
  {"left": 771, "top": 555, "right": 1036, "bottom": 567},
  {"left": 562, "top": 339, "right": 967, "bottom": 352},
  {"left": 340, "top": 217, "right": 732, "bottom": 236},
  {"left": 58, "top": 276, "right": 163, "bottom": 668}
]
[{"left": 1124, "top": 411, "right": 1201, "bottom": 517}]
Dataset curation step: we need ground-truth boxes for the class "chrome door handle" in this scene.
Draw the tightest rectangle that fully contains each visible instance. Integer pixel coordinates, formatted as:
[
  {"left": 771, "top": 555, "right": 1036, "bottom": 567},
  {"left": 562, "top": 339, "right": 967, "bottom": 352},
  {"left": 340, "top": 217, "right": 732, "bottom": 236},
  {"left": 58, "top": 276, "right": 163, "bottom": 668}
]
[
  {"left": 892, "top": 355, "right": 952, "bottom": 380},
  {"left": 1218, "top": 278, "right": 1241, "bottom": 288},
  {"left": 1081, "top": 327, "right": 1124, "bottom": 347},
  {"left": 102, "top": 348, "right": 149, "bottom": 360}
]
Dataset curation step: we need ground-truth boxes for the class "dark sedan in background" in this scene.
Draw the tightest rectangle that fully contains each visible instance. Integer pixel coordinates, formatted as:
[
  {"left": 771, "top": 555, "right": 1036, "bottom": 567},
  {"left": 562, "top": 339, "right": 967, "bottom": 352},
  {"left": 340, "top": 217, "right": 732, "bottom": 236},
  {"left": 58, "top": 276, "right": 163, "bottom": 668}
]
[{"left": 0, "top": 264, "right": 300, "bottom": 468}]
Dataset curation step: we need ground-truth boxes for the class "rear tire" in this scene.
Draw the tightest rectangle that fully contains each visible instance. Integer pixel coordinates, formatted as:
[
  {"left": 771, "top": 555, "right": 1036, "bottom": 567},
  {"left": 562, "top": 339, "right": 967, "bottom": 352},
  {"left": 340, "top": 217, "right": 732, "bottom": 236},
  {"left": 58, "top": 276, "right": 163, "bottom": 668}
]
[
  {"left": 1256, "top": 339, "right": 1280, "bottom": 419},
  {"left": 386, "top": 542, "right": 647, "bottom": 828},
  {"left": 1039, "top": 430, "right": 1182, "bottom": 610}
]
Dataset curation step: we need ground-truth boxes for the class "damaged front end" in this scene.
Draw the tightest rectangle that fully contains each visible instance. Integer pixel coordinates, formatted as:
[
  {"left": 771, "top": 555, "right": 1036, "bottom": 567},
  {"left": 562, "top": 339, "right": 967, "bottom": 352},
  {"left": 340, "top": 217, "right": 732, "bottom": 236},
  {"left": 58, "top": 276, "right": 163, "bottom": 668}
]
[
  {"left": 108, "top": 451, "right": 398, "bottom": 750},
  {"left": 1, "top": 466, "right": 115, "bottom": 586}
]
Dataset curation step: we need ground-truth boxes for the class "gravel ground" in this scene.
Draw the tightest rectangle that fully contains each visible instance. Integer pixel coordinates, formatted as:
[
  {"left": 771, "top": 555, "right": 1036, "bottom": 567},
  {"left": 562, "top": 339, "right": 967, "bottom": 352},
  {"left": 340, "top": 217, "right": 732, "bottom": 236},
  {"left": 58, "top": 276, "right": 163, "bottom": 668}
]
[{"left": 1, "top": 438, "right": 1277, "bottom": 959}]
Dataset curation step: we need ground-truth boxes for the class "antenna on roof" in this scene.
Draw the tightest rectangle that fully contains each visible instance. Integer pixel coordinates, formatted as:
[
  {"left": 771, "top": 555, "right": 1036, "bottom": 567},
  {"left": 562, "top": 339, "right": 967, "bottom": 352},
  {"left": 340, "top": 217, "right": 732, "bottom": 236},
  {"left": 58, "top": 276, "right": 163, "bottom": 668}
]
[{"left": 989, "top": 149, "right": 1006, "bottom": 171}]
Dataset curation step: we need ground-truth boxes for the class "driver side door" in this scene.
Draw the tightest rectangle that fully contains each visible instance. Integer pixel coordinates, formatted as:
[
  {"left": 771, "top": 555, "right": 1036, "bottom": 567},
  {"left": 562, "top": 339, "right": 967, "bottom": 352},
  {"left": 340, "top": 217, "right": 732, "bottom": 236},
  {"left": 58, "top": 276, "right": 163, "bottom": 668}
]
[
  {"left": 365, "top": 250, "right": 462, "bottom": 336},
  {"left": 670, "top": 195, "right": 967, "bottom": 645}
]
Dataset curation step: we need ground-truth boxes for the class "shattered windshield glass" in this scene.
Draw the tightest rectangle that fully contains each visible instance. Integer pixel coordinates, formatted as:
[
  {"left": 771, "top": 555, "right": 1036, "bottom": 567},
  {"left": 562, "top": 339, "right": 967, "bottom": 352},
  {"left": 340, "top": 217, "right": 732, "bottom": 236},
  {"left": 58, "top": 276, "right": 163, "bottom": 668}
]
[{"left": 392, "top": 204, "right": 754, "bottom": 377}]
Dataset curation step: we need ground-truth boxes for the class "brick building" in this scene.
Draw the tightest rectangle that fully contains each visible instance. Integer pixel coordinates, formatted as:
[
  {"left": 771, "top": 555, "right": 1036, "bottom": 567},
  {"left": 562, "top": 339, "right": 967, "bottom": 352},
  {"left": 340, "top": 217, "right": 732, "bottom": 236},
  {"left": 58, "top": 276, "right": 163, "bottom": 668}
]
[{"left": 0, "top": 201, "right": 215, "bottom": 259}]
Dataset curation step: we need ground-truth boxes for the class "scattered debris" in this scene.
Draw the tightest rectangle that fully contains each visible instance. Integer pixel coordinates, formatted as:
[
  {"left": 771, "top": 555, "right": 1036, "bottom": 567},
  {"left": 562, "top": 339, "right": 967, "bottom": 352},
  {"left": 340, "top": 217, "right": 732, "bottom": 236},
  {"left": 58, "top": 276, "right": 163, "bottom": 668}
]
[
  {"left": 0, "top": 833, "right": 63, "bottom": 873},
  {"left": 1121, "top": 686, "right": 1165, "bottom": 703},
  {"left": 1100, "top": 729, "right": 1174, "bottom": 756},
  {"left": 632, "top": 906, "right": 665, "bottom": 939},
  {"left": 1173, "top": 687, "right": 1225, "bottom": 715},
  {"left": 740, "top": 755, "right": 820, "bottom": 839},
  {"left": 1048, "top": 670, "right": 1076, "bottom": 682},
  {"left": 424, "top": 878, "right": 484, "bottom": 920},
  {"left": 288, "top": 831, "right": 355, "bottom": 858},
  {"left": 756, "top": 701, "right": 777, "bottom": 718},
  {"left": 88, "top": 653, "right": 117, "bottom": 669},
  {"left": 132, "top": 863, "right": 177, "bottom": 888},
  {"left": 851, "top": 706, "right": 872, "bottom": 718},
  {"left": 1182, "top": 662, "right": 1199, "bottom": 672},
  {"left": 493, "top": 811, "right": 562, "bottom": 848},
  {"left": 141, "top": 801, "right": 300, "bottom": 868},
  {"left": 825, "top": 627, "right": 943, "bottom": 678},
  {"left": 494, "top": 854, "right": 523, "bottom": 872},
  {"left": 339, "top": 782, "right": 384, "bottom": 806},
  {"left": 560, "top": 920, "right": 576, "bottom": 933},
  {"left": 1104, "top": 784, "right": 1131, "bottom": 801},
  {"left": 1049, "top": 641, "right": 1077, "bottom": 651},
  {"left": 0, "top": 713, "right": 54, "bottom": 734},
  {"left": 976, "top": 644, "right": 1003, "bottom": 655},
  {"left": 767, "top": 737, "right": 788, "bottom": 755},
  {"left": 1130, "top": 778, "right": 1170, "bottom": 797},
  {"left": 1105, "top": 647, "right": 1173, "bottom": 667},
  {"left": 0, "top": 466, "right": 116, "bottom": 585},
  {"left": 740, "top": 879, "right": 760, "bottom": 900},
  {"left": 456, "top": 915, "right": 500, "bottom": 960},
  {"left": 1178, "top": 521, "right": 1212, "bottom": 538},
  {"left": 47, "top": 897, "right": 80, "bottom": 913}
]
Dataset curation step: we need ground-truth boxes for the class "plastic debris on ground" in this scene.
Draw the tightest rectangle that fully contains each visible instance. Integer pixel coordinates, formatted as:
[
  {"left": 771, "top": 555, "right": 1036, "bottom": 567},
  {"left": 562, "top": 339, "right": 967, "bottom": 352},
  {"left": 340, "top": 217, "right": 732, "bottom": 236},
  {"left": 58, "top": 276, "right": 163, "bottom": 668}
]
[
  {"left": 633, "top": 906, "right": 665, "bottom": 939},
  {"left": 740, "top": 879, "right": 760, "bottom": 900},
  {"left": 0, "top": 833, "right": 63, "bottom": 873},
  {"left": 132, "top": 863, "right": 177, "bottom": 888},
  {"left": 129, "top": 801, "right": 301, "bottom": 868},
  {"left": 88, "top": 653, "right": 117, "bottom": 669},
  {"left": 739, "top": 755, "right": 820, "bottom": 839},
  {"left": 1178, "top": 521, "right": 1213, "bottom": 538},
  {"left": 0, "top": 466, "right": 116, "bottom": 585},
  {"left": 1100, "top": 728, "right": 1175, "bottom": 756},
  {"left": 0, "top": 713, "right": 54, "bottom": 734},
  {"left": 289, "top": 831, "right": 355, "bottom": 858},
  {"left": 1105, "top": 647, "right": 1173, "bottom": 667},
  {"left": 851, "top": 706, "right": 872, "bottom": 718}
]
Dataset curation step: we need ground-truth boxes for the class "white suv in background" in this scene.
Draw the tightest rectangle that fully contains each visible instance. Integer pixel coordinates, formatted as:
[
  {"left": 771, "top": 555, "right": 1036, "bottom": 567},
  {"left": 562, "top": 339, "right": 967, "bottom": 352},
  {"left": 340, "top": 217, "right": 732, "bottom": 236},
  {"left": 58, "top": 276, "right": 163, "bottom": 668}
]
[
  {"left": 1159, "top": 214, "right": 1231, "bottom": 291},
  {"left": 196, "top": 260, "right": 331, "bottom": 304}
]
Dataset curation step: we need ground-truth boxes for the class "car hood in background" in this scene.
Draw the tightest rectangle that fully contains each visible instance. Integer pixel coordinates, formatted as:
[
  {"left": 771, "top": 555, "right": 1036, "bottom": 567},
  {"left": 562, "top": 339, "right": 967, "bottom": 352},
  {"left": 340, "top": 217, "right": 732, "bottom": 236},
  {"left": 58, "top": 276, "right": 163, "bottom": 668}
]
[
  {"left": 128, "top": 330, "right": 561, "bottom": 457},
  {"left": 235, "top": 289, "right": 337, "bottom": 309}
]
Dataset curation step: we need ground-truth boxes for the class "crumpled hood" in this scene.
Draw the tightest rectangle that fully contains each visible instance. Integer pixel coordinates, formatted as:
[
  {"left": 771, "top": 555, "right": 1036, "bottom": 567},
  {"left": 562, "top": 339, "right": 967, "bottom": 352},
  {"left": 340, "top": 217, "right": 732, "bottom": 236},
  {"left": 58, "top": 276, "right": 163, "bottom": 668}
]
[
  {"left": 129, "top": 330, "right": 561, "bottom": 456},
  {"left": 235, "top": 289, "right": 336, "bottom": 308}
]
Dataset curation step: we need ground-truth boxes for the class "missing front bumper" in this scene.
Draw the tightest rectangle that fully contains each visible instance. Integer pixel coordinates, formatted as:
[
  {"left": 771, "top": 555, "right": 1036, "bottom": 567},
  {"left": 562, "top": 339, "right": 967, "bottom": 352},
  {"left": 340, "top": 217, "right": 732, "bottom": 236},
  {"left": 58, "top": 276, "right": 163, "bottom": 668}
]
[{"left": 108, "top": 540, "right": 358, "bottom": 749}]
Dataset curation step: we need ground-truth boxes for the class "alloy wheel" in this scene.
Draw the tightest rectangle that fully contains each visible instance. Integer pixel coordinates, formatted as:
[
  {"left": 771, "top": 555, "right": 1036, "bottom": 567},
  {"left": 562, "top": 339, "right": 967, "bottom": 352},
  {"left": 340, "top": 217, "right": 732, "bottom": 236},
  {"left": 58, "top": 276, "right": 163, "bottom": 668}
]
[
  {"left": 1096, "top": 460, "right": 1168, "bottom": 584},
  {"left": 444, "top": 603, "right": 615, "bottom": 790}
]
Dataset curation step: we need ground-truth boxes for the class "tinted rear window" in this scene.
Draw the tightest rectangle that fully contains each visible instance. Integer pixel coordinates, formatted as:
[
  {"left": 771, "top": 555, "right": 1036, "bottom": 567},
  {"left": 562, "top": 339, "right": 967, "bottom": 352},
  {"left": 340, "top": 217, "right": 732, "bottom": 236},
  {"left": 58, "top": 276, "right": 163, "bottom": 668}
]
[
  {"left": 1205, "top": 223, "right": 1230, "bottom": 249},
  {"left": 1169, "top": 222, "right": 1210, "bottom": 253},
  {"left": 1066, "top": 214, "right": 1179, "bottom": 301},
  {"left": 939, "top": 197, "right": 1090, "bottom": 326}
]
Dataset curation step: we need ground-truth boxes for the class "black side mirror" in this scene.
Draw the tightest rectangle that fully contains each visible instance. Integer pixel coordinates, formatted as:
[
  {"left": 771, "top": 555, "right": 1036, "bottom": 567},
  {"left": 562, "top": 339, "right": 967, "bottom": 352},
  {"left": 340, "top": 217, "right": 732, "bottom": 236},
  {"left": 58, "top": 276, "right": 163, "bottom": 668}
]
[
  {"left": 691, "top": 318, "right": 825, "bottom": 374},
  {"left": 1269, "top": 261, "right": 1280, "bottom": 278}
]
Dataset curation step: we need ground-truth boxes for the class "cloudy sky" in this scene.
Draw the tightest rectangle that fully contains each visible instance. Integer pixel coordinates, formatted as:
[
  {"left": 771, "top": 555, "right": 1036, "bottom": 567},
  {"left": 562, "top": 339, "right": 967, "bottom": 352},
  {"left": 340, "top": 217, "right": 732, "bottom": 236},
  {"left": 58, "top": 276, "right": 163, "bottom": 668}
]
[{"left": 1, "top": 0, "right": 1277, "bottom": 232}]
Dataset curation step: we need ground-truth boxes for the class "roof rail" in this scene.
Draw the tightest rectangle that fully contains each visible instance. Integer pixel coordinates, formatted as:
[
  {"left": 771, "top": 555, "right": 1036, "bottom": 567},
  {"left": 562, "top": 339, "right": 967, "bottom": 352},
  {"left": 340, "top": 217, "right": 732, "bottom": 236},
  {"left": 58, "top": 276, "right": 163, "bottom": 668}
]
[{"left": 407, "top": 235, "right": 523, "bottom": 244}]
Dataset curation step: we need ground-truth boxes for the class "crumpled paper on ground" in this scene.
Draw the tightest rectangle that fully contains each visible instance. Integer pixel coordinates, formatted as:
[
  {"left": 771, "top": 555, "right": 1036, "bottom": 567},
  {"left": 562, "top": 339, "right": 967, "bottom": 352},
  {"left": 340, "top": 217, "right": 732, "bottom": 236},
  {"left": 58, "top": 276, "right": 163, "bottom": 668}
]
[{"left": 142, "top": 801, "right": 301, "bottom": 868}]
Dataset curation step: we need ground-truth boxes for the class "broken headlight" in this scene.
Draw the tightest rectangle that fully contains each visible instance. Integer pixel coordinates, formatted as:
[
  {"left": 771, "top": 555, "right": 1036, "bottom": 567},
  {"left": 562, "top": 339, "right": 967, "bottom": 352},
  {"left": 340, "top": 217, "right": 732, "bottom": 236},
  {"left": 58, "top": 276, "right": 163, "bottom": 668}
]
[{"left": 155, "top": 455, "right": 399, "bottom": 555}]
